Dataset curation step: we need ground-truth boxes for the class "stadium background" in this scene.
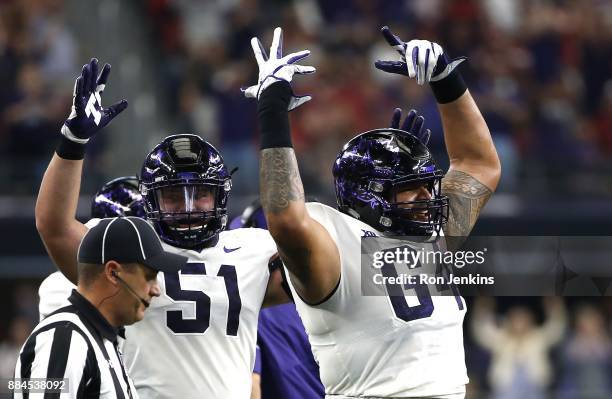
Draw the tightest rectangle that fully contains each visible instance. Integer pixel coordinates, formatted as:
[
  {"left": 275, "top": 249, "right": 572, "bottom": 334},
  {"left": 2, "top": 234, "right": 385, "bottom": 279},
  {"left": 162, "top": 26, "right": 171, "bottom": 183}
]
[{"left": 0, "top": 0, "right": 611, "bottom": 397}]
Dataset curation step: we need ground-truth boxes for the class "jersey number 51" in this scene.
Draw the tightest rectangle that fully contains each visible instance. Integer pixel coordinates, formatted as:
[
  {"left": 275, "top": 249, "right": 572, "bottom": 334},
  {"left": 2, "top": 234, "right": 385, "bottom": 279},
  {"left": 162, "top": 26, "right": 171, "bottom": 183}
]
[{"left": 164, "top": 262, "right": 242, "bottom": 336}]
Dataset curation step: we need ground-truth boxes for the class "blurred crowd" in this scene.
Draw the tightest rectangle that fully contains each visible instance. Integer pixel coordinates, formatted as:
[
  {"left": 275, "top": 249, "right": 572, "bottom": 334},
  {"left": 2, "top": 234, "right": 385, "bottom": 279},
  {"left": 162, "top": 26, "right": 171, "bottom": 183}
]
[
  {"left": 144, "top": 0, "right": 612, "bottom": 198},
  {"left": 0, "top": 0, "right": 77, "bottom": 193},
  {"left": 2, "top": 285, "right": 612, "bottom": 398},
  {"left": 466, "top": 297, "right": 612, "bottom": 399},
  {"left": 1, "top": 0, "right": 611, "bottom": 198}
]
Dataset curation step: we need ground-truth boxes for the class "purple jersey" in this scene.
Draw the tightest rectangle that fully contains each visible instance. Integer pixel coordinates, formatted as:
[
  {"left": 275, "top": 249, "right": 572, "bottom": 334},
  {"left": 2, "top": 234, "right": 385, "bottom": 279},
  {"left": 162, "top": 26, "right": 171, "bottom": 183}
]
[
  {"left": 257, "top": 303, "right": 324, "bottom": 399},
  {"left": 254, "top": 345, "right": 262, "bottom": 375}
]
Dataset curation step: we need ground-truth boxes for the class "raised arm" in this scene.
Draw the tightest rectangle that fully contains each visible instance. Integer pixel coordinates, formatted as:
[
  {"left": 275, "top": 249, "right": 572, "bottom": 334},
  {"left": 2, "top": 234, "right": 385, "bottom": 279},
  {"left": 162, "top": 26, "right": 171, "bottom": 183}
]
[
  {"left": 243, "top": 28, "right": 340, "bottom": 304},
  {"left": 537, "top": 297, "right": 567, "bottom": 347},
  {"left": 438, "top": 91, "right": 500, "bottom": 236},
  {"left": 375, "top": 26, "right": 501, "bottom": 237},
  {"left": 469, "top": 297, "right": 503, "bottom": 352},
  {"left": 259, "top": 146, "right": 340, "bottom": 304},
  {"left": 36, "top": 155, "right": 87, "bottom": 283},
  {"left": 35, "top": 58, "right": 127, "bottom": 283}
]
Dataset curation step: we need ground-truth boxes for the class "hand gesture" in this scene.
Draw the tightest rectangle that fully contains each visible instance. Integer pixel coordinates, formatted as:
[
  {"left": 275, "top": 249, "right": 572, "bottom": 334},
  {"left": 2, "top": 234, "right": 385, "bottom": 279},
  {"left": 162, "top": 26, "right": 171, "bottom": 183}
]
[
  {"left": 242, "top": 27, "right": 316, "bottom": 111},
  {"left": 61, "top": 58, "right": 128, "bottom": 144},
  {"left": 389, "top": 108, "right": 431, "bottom": 144},
  {"left": 375, "top": 26, "right": 466, "bottom": 85}
]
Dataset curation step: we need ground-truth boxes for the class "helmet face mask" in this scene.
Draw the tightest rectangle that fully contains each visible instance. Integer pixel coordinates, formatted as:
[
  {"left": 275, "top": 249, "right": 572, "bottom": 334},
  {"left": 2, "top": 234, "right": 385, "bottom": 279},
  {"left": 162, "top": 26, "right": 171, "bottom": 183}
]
[
  {"left": 140, "top": 134, "right": 231, "bottom": 249},
  {"left": 385, "top": 177, "right": 449, "bottom": 235},
  {"left": 151, "top": 184, "right": 223, "bottom": 237},
  {"left": 154, "top": 184, "right": 217, "bottom": 214},
  {"left": 333, "top": 128, "right": 448, "bottom": 236}
]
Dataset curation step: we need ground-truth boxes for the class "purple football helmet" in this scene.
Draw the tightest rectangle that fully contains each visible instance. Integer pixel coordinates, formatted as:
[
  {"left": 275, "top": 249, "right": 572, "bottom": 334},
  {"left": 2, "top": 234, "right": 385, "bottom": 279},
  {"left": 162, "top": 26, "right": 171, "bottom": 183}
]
[
  {"left": 91, "top": 176, "right": 145, "bottom": 218},
  {"left": 333, "top": 128, "right": 448, "bottom": 235},
  {"left": 140, "top": 134, "right": 231, "bottom": 248}
]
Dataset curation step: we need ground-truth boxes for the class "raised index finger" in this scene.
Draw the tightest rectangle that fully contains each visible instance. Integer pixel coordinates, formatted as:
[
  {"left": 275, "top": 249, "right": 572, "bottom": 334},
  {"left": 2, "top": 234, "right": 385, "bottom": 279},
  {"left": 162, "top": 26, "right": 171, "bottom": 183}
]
[
  {"left": 401, "top": 109, "right": 417, "bottom": 132},
  {"left": 97, "top": 63, "right": 111, "bottom": 87},
  {"left": 270, "top": 27, "right": 283, "bottom": 60},
  {"left": 381, "top": 26, "right": 404, "bottom": 50},
  {"left": 390, "top": 108, "right": 402, "bottom": 129},
  {"left": 89, "top": 58, "right": 99, "bottom": 94}
]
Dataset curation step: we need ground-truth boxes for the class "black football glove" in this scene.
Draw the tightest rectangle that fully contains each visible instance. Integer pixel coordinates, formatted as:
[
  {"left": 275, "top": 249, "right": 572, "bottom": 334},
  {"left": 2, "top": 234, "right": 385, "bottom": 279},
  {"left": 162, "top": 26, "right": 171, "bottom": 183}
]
[{"left": 61, "top": 58, "right": 127, "bottom": 144}]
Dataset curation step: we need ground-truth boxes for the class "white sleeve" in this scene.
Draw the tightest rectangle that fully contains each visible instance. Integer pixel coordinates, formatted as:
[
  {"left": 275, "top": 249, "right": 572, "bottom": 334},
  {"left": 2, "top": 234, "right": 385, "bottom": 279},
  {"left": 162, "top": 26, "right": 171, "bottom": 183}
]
[{"left": 38, "top": 273, "right": 76, "bottom": 321}]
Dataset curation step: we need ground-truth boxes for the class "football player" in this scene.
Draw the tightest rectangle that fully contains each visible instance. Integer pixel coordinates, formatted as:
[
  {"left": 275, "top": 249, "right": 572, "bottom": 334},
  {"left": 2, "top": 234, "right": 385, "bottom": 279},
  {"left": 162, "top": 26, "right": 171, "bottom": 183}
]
[
  {"left": 244, "top": 27, "right": 501, "bottom": 398},
  {"left": 38, "top": 175, "right": 145, "bottom": 320},
  {"left": 230, "top": 200, "right": 325, "bottom": 399},
  {"left": 35, "top": 58, "right": 289, "bottom": 398}
]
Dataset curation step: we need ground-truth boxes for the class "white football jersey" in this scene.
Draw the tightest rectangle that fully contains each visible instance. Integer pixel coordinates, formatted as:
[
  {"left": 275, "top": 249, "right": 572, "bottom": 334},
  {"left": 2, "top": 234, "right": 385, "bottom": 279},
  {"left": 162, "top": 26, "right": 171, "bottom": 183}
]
[
  {"left": 285, "top": 203, "right": 468, "bottom": 398},
  {"left": 122, "top": 227, "right": 277, "bottom": 399}
]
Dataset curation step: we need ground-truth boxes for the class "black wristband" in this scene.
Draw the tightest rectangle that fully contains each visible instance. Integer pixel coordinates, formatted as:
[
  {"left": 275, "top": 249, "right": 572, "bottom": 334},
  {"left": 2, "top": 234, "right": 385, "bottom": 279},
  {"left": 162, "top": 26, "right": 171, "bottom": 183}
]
[
  {"left": 258, "top": 81, "right": 293, "bottom": 149},
  {"left": 429, "top": 68, "right": 468, "bottom": 104},
  {"left": 56, "top": 136, "right": 86, "bottom": 160}
]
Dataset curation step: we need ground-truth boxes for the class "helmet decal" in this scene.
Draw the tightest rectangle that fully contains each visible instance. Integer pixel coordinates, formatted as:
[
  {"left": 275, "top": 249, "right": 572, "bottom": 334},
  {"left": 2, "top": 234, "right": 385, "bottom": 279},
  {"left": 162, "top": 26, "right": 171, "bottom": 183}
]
[{"left": 91, "top": 176, "right": 146, "bottom": 218}]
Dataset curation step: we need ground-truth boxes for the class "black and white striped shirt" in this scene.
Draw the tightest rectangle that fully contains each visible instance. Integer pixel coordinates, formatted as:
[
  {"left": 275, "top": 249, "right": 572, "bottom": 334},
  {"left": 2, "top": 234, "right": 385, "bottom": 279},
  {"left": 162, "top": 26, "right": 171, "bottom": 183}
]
[{"left": 14, "top": 290, "right": 137, "bottom": 398}]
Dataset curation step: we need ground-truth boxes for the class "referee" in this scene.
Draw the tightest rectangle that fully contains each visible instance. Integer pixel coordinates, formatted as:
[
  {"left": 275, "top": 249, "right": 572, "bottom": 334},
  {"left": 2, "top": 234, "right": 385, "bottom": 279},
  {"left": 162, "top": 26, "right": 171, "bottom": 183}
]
[{"left": 13, "top": 217, "right": 188, "bottom": 398}]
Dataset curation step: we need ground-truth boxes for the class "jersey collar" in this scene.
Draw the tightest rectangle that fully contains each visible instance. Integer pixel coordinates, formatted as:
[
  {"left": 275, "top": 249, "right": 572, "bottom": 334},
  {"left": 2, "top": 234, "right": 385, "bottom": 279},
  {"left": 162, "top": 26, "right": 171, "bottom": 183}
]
[{"left": 68, "top": 289, "right": 123, "bottom": 343}]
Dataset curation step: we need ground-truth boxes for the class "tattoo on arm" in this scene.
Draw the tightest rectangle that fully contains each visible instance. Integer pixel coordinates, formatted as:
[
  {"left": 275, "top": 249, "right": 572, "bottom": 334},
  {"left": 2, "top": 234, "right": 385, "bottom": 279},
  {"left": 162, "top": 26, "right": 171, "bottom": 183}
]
[
  {"left": 260, "top": 148, "right": 340, "bottom": 303},
  {"left": 259, "top": 148, "right": 305, "bottom": 214},
  {"left": 442, "top": 170, "right": 493, "bottom": 237},
  {"left": 260, "top": 148, "right": 313, "bottom": 290}
]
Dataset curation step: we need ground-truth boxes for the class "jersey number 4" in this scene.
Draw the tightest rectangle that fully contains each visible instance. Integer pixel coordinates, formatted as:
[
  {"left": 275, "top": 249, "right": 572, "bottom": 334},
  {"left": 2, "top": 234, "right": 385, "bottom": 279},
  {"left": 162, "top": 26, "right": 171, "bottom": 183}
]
[{"left": 164, "top": 262, "right": 242, "bottom": 336}]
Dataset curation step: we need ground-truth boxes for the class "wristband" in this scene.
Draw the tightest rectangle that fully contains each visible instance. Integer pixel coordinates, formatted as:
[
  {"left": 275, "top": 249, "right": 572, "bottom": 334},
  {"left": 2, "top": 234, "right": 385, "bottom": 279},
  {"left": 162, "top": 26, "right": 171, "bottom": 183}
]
[
  {"left": 429, "top": 68, "right": 467, "bottom": 104},
  {"left": 56, "top": 136, "right": 86, "bottom": 160},
  {"left": 258, "top": 81, "right": 293, "bottom": 149}
]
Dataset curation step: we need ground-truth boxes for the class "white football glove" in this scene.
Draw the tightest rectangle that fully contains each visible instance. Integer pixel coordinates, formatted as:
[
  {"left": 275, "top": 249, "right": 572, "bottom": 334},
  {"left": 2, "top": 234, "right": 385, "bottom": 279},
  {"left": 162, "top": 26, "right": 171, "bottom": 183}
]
[
  {"left": 242, "top": 27, "right": 316, "bottom": 110},
  {"left": 375, "top": 26, "right": 466, "bottom": 85}
]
